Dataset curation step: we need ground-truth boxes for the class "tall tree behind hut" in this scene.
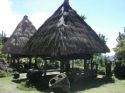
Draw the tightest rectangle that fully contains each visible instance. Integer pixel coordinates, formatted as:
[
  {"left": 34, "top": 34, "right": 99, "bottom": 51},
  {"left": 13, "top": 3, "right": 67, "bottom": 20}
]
[
  {"left": 0, "top": 31, "right": 7, "bottom": 62},
  {"left": 98, "top": 33, "right": 107, "bottom": 44},
  {"left": 115, "top": 28, "right": 125, "bottom": 58},
  {"left": 80, "top": 15, "right": 86, "bottom": 20}
]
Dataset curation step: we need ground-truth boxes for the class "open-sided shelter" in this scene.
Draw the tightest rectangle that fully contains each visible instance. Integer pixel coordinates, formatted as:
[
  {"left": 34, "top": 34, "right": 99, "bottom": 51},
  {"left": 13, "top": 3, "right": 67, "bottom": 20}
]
[
  {"left": 2, "top": 15, "right": 37, "bottom": 68},
  {"left": 23, "top": 0, "right": 110, "bottom": 59},
  {"left": 22, "top": 0, "right": 110, "bottom": 76}
]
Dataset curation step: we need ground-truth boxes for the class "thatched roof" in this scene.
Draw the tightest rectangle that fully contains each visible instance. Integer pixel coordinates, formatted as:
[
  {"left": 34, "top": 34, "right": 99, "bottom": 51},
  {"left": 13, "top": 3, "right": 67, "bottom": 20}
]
[
  {"left": 22, "top": 0, "right": 110, "bottom": 59},
  {"left": 2, "top": 15, "right": 37, "bottom": 55}
]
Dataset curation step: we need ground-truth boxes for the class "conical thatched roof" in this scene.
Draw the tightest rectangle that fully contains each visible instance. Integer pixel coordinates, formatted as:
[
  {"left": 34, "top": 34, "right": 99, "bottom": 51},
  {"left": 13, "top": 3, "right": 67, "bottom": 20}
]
[
  {"left": 2, "top": 15, "right": 37, "bottom": 55},
  {"left": 23, "top": 0, "right": 110, "bottom": 59}
]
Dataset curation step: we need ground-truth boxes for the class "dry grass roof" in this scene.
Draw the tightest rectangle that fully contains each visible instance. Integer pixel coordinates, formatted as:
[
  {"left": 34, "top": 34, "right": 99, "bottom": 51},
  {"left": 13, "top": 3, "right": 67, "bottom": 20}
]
[
  {"left": 2, "top": 15, "right": 37, "bottom": 55},
  {"left": 22, "top": 0, "right": 110, "bottom": 59}
]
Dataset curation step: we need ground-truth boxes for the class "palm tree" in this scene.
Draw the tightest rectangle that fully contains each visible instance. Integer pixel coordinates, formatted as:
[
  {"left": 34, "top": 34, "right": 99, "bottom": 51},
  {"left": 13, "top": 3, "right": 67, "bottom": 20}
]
[{"left": 81, "top": 15, "right": 86, "bottom": 20}]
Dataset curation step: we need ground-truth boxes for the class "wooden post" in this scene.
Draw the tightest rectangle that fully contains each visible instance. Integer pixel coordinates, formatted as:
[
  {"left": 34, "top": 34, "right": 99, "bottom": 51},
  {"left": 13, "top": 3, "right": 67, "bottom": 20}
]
[
  {"left": 65, "top": 60, "right": 70, "bottom": 73},
  {"left": 29, "top": 57, "right": 32, "bottom": 69},
  {"left": 61, "top": 59, "right": 70, "bottom": 75},
  {"left": 84, "top": 59, "right": 87, "bottom": 70},
  {"left": 72, "top": 60, "right": 74, "bottom": 69},
  {"left": 44, "top": 60, "right": 47, "bottom": 76},
  {"left": 17, "top": 57, "right": 20, "bottom": 71},
  {"left": 60, "top": 60, "right": 65, "bottom": 73},
  {"left": 7, "top": 54, "right": 10, "bottom": 64},
  {"left": 90, "top": 58, "right": 94, "bottom": 71},
  {"left": 34, "top": 57, "right": 37, "bottom": 69},
  {"left": 10, "top": 55, "right": 13, "bottom": 67}
]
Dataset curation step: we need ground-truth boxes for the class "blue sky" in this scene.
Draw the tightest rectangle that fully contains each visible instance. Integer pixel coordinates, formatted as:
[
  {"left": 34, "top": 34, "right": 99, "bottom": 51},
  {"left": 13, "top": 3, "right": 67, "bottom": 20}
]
[{"left": 1, "top": 0, "right": 125, "bottom": 55}]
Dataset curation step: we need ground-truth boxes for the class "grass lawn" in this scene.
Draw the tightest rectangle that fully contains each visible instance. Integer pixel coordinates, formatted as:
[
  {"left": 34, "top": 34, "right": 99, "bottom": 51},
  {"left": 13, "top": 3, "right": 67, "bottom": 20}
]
[
  {"left": 0, "top": 74, "right": 125, "bottom": 93},
  {"left": 73, "top": 78, "right": 125, "bottom": 93}
]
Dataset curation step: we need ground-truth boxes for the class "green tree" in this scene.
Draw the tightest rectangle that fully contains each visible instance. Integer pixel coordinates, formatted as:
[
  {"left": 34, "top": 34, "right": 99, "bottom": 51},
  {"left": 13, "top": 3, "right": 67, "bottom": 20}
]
[
  {"left": 98, "top": 33, "right": 107, "bottom": 44},
  {"left": 114, "top": 29, "right": 125, "bottom": 58},
  {"left": 0, "top": 31, "right": 7, "bottom": 62},
  {"left": 80, "top": 15, "right": 86, "bottom": 20}
]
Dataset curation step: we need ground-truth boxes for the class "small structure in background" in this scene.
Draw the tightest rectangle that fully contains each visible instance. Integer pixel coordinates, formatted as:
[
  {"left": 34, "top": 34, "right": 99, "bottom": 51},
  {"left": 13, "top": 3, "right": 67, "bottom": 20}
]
[{"left": 2, "top": 15, "right": 37, "bottom": 72}]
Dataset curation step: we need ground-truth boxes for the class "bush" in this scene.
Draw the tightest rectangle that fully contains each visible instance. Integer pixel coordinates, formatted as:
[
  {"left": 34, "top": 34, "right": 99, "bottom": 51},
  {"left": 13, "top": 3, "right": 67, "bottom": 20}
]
[
  {"left": 0, "top": 70, "right": 7, "bottom": 77},
  {"left": 17, "top": 81, "right": 37, "bottom": 91},
  {"left": 114, "top": 62, "right": 125, "bottom": 79},
  {"left": 27, "top": 69, "right": 43, "bottom": 84},
  {"left": 13, "top": 71, "right": 20, "bottom": 79},
  {"left": 98, "top": 69, "right": 105, "bottom": 75},
  {"left": 0, "top": 67, "right": 13, "bottom": 78}
]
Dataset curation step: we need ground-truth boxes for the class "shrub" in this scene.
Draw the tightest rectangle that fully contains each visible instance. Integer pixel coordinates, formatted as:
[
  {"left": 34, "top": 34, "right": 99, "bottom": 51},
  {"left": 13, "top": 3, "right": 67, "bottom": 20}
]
[
  {"left": 114, "top": 62, "right": 125, "bottom": 79},
  {"left": 13, "top": 71, "right": 20, "bottom": 79},
  {"left": 17, "top": 81, "right": 37, "bottom": 91},
  {"left": 27, "top": 69, "right": 43, "bottom": 84},
  {"left": 98, "top": 68, "right": 105, "bottom": 75},
  {"left": 0, "top": 70, "right": 7, "bottom": 77}
]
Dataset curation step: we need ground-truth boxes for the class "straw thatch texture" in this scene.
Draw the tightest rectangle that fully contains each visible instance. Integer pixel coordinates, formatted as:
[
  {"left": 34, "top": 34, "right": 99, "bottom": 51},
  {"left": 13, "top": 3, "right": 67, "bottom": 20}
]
[
  {"left": 23, "top": 1, "right": 110, "bottom": 59},
  {"left": 2, "top": 15, "right": 37, "bottom": 55}
]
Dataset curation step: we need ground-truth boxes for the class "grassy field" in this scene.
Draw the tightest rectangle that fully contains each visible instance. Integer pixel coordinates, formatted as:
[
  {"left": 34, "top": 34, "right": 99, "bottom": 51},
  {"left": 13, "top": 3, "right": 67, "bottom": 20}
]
[
  {"left": 0, "top": 75, "right": 125, "bottom": 93},
  {"left": 71, "top": 78, "right": 125, "bottom": 93}
]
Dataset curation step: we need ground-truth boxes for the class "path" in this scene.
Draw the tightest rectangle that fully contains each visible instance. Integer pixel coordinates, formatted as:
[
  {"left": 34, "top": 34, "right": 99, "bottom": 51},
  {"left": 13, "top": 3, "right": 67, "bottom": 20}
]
[
  {"left": 0, "top": 80, "right": 18, "bottom": 93},
  {"left": 0, "top": 74, "right": 26, "bottom": 93}
]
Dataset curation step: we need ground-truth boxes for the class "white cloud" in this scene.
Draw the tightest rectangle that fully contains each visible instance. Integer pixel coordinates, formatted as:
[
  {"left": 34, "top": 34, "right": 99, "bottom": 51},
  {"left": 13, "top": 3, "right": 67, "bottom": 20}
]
[
  {"left": 29, "top": 12, "right": 50, "bottom": 29},
  {"left": 0, "top": 0, "right": 21, "bottom": 37},
  {"left": 0, "top": 0, "right": 118, "bottom": 56},
  {"left": 0, "top": 0, "right": 50, "bottom": 37},
  {"left": 93, "top": 26, "right": 118, "bottom": 56}
]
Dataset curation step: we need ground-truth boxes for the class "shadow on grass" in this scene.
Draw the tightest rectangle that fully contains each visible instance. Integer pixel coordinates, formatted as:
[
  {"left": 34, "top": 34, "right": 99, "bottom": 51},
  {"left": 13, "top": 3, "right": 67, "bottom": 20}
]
[
  {"left": 12, "top": 75, "right": 55, "bottom": 93},
  {"left": 12, "top": 75, "right": 115, "bottom": 93},
  {"left": 12, "top": 78, "right": 27, "bottom": 83},
  {"left": 70, "top": 77, "right": 115, "bottom": 93}
]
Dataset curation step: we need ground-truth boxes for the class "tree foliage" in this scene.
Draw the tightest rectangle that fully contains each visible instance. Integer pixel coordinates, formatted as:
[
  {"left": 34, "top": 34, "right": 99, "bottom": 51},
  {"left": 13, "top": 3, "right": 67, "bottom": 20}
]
[
  {"left": 0, "top": 31, "right": 7, "bottom": 62},
  {"left": 114, "top": 30, "right": 125, "bottom": 58},
  {"left": 98, "top": 33, "right": 107, "bottom": 44},
  {"left": 80, "top": 15, "right": 86, "bottom": 20}
]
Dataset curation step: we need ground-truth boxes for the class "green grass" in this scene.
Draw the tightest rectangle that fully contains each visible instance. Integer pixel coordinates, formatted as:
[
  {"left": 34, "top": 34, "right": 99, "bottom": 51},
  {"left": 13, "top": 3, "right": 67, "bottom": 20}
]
[
  {"left": 17, "top": 81, "right": 37, "bottom": 91},
  {"left": 0, "top": 76, "right": 12, "bottom": 81},
  {"left": 0, "top": 75, "right": 125, "bottom": 93},
  {"left": 82, "top": 80, "right": 125, "bottom": 93},
  {"left": 71, "top": 78, "right": 125, "bottom": 93}
]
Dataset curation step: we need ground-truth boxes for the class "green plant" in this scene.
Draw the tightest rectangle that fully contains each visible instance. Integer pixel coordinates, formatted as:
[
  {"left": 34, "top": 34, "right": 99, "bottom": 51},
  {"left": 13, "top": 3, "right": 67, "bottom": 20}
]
[
  {"left": 114, "top": 62, "right": 125, "bottom": 79},
  {"left": 98, "top": 67, "right": 105, "bottom": 75},
  {"left": 17, "top": 81, "right": 37, "bottom": 91},
  {"left": 0, "top": 70, "right": 7, "bottom": 77},
  {"left": 27, "top": 69, "right": 43, "bottom": 84}
]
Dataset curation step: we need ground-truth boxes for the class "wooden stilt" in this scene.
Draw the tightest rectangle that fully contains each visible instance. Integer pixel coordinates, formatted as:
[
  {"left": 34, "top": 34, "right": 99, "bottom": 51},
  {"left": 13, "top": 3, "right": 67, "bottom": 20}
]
[
  {"left": 35, "top": 57, "right": 37, "bottom": 68},
  {"left": 7, "top": 54, "right": 10, "bottom": 64},
  {"left": 10, "top": 55, "right": 13, "bottom": 66},
  {"left": 65, "top": 60, "right": 70, "bottom": 73},
  {"left": 29, "top": 57, "right": 32, "bottom": 69},
  {"left": 17, "top": 57, "right": 20, "bottom": 71},
  {"left": 72, "top": 60, "right": 74, "bottom": 69},
  {"left": 60, "top": 60, "right": 65, "bottom": 73},
  {"left": 44, "top": 60, "right": 47, "bottom": 76},
  {"left": 84, "top": 59, "right": 87, "bottom": 70},
  {"left": 90, "top": 58, "right": 94, "bottom": 71}
]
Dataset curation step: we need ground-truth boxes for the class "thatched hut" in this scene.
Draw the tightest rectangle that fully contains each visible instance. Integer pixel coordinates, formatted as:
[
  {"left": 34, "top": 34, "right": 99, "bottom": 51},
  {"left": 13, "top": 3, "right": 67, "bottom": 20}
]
[
  {"left": 22, "top": 0, "right": 110, "bottom": 75},
  {"left": 2, "top": 15, "right": 37, "bottom": 70},
  {"left": 23, "top": 0, "right": 109, "bottom": 58}
]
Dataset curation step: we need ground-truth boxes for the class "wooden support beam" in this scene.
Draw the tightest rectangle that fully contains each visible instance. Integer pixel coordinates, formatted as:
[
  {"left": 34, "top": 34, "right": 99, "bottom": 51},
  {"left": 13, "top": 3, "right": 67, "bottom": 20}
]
[
  {"left": 44, "top": 60, "right": 47, "bottom": 76},
  {"left": 72, "top": 60, "right": 74, "bottom": 69},
  {"left": 17, "top": 57, "right": 20, "bottom": 71},
  {"left": 60, "top": 60, "right": 65, "bottom": 73},
  {"left": 34, "top": 57, "right": 37, "bottom": 68},
  {"left": 84, "top": 59, "right": 87, "bottom": 70},
  {"left": 7, "top": 54, "right": 10, "bottom": 64},
  {"left": 29, "top": 57, "right": 32, "bottom": 69}
]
